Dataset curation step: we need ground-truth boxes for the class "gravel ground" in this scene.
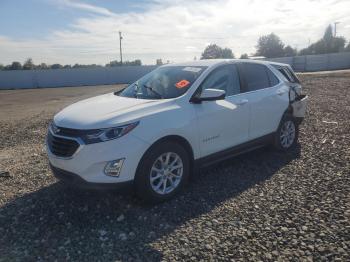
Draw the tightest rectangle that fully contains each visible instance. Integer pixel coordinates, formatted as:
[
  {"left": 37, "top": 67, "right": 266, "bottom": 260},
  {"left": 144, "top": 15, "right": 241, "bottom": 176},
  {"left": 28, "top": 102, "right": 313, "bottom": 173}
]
[{"left": 0, "top": 73, "right": 349, "bottom": 261}]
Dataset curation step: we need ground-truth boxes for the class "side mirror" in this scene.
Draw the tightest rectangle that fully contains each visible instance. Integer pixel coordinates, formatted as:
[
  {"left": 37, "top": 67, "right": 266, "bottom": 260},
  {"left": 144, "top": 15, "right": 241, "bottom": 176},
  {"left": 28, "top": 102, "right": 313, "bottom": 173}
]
[{"left": 191, "top": 88, "right": 226, "bottom": 103}]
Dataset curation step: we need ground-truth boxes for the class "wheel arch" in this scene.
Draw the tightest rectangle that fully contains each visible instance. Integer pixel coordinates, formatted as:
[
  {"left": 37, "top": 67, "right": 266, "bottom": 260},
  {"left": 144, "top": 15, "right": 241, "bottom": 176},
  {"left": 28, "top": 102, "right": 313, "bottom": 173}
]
[
  {"left": 278, "top": 105, "right": 294, "bottom": 126},
  {"left": 283, "top": 105, "right": 294, "bottom": 118},
  {"left": 135, "top": 135, "right": 195, "bottom": 180}
]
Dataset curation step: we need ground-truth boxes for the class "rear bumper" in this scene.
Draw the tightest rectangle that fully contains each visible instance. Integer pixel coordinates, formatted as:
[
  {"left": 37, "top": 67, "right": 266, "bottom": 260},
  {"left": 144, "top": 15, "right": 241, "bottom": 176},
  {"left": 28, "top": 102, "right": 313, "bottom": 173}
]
[
  {"left": 292, "top": 95, "right": 308, "bottom": 118},
  {"left": 50, "top": 164, "right": 133, "bottom": 190}
]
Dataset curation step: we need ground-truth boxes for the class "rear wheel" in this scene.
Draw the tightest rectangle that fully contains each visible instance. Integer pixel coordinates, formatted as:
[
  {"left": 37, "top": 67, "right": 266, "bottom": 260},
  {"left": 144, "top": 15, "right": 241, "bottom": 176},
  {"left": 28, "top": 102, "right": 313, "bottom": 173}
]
[
  {"left": 274, "top": 115, "right": 298, "bottom": 151},
  {"left": 134, "top": 141, "right": 190, "bottom": 203}
]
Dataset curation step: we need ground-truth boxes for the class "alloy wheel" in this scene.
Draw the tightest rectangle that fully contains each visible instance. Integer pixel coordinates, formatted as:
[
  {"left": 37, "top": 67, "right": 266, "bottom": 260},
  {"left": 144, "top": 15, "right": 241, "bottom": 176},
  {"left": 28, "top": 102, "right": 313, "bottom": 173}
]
[
  {"left": 280, "top": 120, "right": 296, "bottom": 148},
  {"left": 150, "top": 152, "right": 183, "bottom": 195}
]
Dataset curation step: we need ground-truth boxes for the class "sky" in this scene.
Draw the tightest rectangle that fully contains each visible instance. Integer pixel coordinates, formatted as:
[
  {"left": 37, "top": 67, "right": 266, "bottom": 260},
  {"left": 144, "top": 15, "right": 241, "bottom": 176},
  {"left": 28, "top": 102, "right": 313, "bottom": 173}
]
[{"left": 0, "top": 0, "right": 349, "bottom": 65}]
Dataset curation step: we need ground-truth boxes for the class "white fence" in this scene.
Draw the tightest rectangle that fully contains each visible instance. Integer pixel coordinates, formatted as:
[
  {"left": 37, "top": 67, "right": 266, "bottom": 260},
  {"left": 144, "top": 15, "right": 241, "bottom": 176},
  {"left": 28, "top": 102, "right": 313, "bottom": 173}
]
[
  {"left": 0, "top": 65, "right": 157, "bottom": 90},
  {"left": 266, "top": 52, "right": 350, "bottom": 72},
  {"left": 1, "top": 52, "right": 350, "bottom": 90}
]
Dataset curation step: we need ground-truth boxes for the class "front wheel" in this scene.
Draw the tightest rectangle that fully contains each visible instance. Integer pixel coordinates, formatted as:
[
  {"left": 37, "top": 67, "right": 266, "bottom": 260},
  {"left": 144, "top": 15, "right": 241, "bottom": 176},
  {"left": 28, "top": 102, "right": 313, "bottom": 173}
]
[
  {"left": 134, "top": 141, "right": 190, "bottom": 203},
  {"left": 274, "top": 115, "right": 299, "bottom": 151}
]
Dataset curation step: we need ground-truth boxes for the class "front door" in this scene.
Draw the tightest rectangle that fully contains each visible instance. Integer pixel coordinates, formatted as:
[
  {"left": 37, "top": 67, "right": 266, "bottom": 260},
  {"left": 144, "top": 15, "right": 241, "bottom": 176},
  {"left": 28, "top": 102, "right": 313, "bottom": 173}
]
[{"left": 193, "top": 65, "right": 250, "bottom": 157}]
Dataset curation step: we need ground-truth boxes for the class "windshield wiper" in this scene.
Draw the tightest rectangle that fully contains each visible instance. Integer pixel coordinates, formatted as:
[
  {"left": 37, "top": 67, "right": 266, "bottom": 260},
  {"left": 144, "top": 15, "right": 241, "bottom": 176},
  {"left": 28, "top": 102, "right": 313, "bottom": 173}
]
[{"left": 143, "top": 84, "right": 163, "bottom": 99}]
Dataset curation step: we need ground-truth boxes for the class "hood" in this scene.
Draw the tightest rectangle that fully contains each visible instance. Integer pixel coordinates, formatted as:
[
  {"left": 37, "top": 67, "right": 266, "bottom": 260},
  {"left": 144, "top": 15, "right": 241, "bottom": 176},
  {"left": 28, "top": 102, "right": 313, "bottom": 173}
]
[{"left": 54, "top": 93, "right": 173, "bottom": 129}]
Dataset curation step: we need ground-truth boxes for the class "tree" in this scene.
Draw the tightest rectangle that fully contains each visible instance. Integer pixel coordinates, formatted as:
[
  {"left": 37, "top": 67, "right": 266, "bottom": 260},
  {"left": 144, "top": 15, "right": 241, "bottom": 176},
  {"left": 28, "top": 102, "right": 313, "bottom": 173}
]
[
  {"left": 240, "top": 53, "right": 249, "bottom": 59},
  {"left": 330, "top": 37, "right": 346, "bottom": 52},
  {"left": 106, "top": 59, "right": 142, "bottom": 67},
  {"left": 130, "top": 59, "right": 142, "bottom": 66},
  {"left": 299, "top": 39, "right": 325, "bottom": 55},
  {"left": 201, "top": 44, "right": 221, "bottom": 59},
  {"left": 323, "top": 24, "right": 333, "bottom": 42},
  {"left": 256, "top": 33, "right": 285, "bottom": 58},
  {"left": 283, "top": 45, "right": 297, "bottom": 57},
  {"left": 23, "top": 58, "right": 34, "bottom": 70},
  {"left": 299, "top": 37, "right": 346, "bottom": 55},
  {"left": 201, "top": 44, "right": 234, "bottom": 59},
  {"left": 221, "top": 48, "right": 235, "bottom": 58},
  {"left": 51, "top": 64, "right": 63, "bottom": 69},
  {"left": 156, "top": 59, "right": 163, "bottom": 65},
  {"left": 299, "top": 25, "right": 346, "bottom": 55},
  {"left": 323, "top": 24, "right": 345, "bottom": 53},
  {"left": 9, "top": 61, "right": 22, "bottom": 70},
  {"left": 39, "top": 63, "right": 48, "bottom": 69},
  {"left": 0, "top": 64, "right": 3, "bottom": 70}
]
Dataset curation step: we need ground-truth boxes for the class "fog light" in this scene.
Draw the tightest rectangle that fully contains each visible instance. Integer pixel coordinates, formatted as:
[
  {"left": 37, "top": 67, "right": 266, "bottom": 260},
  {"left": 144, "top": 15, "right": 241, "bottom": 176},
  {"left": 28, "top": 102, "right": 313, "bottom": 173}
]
[{"left": 104, "top": 158, "right": 124, "bottom": 177}]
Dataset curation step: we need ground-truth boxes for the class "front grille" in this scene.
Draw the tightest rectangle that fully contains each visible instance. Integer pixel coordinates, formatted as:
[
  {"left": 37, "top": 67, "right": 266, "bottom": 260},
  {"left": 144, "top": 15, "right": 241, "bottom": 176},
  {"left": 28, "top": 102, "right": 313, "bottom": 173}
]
[
  {"left": 54, "top": 126, "right": 83, "bottom": 137},
  {"left": 47, "top": 132, "right": 80, "bottom": 158}
]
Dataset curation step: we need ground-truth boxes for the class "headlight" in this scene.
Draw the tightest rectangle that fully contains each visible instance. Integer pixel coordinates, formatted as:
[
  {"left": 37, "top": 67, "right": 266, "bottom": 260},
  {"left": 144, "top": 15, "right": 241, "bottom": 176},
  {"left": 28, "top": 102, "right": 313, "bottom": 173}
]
[{"left": 82, "top": 121, "right": 139, "bottom": 144}]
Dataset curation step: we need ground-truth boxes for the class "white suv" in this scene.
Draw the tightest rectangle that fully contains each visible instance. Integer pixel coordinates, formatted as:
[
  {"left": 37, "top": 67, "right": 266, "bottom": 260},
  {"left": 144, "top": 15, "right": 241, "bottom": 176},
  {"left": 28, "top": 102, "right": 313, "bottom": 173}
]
[{"left": 47, "top": 59, "right": 307, "bottom": 202}]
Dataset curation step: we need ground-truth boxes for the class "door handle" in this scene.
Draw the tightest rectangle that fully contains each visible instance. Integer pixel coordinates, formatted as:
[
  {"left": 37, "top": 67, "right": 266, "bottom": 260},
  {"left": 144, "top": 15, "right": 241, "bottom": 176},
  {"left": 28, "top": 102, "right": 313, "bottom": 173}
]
[{"left": 237, "top": 99, "right": 248, "bottom": 105}]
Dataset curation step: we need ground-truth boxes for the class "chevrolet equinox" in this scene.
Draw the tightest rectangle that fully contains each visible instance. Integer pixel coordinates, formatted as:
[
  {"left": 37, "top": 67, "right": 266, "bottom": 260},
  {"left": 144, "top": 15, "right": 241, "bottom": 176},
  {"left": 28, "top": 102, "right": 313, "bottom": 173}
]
[{"left": 47, "top": 59, "right": 308, "bottom": 202}]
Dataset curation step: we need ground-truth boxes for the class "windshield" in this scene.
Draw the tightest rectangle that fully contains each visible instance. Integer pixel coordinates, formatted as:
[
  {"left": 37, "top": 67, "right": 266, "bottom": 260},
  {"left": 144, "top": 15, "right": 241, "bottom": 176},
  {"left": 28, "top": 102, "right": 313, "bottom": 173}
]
[{"left": 118, "top": 66, "right": 207, "bottom": 99}]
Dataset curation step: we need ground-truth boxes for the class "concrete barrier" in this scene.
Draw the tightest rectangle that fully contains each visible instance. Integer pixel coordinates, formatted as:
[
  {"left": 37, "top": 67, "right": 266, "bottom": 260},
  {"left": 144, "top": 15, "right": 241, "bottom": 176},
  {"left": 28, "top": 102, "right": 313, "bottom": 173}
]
[
  {"left": 267, "top": 52, "right": 350, "bottom": 72},
  {"left": 1, "top": 52, "right": 350, "bottom": 89},
  {"left": 0, "top": 65, "right": 158, "bottom": 90}
]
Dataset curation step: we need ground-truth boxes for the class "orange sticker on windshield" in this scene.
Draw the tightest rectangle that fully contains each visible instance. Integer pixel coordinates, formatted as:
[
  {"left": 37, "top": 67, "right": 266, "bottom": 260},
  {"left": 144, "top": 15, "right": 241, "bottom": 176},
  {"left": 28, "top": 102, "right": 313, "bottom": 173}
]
[{"left": 175, "top": 79, "right": 190, "bottom": 89}]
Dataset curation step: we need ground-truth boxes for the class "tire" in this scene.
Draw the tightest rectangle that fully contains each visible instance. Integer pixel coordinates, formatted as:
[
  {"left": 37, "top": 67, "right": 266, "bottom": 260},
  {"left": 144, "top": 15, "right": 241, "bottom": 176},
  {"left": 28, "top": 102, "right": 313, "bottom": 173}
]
[
  {"left": 274, "top": 115, "right": 299, "bottom": 151},
  {"left": 134, "top": 141, "right": 190, "bottom": 203}
]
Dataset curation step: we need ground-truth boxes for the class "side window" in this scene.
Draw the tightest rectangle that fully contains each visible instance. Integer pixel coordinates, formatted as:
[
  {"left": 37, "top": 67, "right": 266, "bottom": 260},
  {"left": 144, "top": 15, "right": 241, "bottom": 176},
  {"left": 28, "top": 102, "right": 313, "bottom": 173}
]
[
  {"left": 201, "top": 65, "right": 239, "bottom": 96},
  {"left": 266, "top": 68, "right": 280, "bottom": 86},
  {"left": 230, "top": 65, "right": 241, "bottom": 96},
  {"left": 240, "top": 63, "right": 270, "bottom": 92}
]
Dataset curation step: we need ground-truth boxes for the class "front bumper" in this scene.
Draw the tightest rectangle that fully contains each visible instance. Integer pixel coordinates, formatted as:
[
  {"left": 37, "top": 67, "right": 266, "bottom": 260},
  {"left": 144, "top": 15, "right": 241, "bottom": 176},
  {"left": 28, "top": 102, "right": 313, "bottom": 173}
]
[
  {"left": 50, "top": 164, "right": 133, "bottom": 190},
  {"left": 47, "top": 132, "right": 150, "bottom": 184}
]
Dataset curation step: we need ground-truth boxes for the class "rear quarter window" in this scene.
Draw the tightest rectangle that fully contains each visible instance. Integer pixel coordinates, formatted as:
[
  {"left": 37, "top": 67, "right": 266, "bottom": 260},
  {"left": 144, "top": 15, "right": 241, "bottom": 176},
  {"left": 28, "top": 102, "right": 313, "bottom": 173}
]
[
  {"left": 285, "top": 67, "right": 300, "bottom": 83},
  {"left": 273, "top": 65, "right": 300, "bottom": 83}
]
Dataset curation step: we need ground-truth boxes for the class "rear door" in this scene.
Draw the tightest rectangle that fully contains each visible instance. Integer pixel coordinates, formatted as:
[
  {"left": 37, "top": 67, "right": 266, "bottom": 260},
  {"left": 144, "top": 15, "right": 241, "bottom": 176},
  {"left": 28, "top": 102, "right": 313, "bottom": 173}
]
[
  {"left": 193, "top": 64, "right": 250, "bottom": 157},
  {"left": 237, "top": 63, "right": 288, "bottom": 139}
]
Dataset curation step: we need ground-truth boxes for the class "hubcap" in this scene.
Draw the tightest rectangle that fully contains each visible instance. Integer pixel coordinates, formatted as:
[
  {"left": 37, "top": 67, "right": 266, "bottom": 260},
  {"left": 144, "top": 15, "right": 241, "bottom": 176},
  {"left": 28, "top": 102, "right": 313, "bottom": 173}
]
[
  {"left": 150, "top": 152, "right": 183, "bottom": 195},
  {"left": 280, "top": 120, "right": 296, "bottom": 148}
]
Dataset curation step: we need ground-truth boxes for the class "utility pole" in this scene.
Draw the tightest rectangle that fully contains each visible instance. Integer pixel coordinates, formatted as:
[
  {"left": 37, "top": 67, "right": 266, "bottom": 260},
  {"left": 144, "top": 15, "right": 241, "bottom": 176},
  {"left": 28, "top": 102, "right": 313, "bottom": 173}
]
[
  {"left": 334, "top": 22, "right": 340, "bottom": 37},
  {"left": 119, "top": 31, "right": 123, "bottom": 65}
]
